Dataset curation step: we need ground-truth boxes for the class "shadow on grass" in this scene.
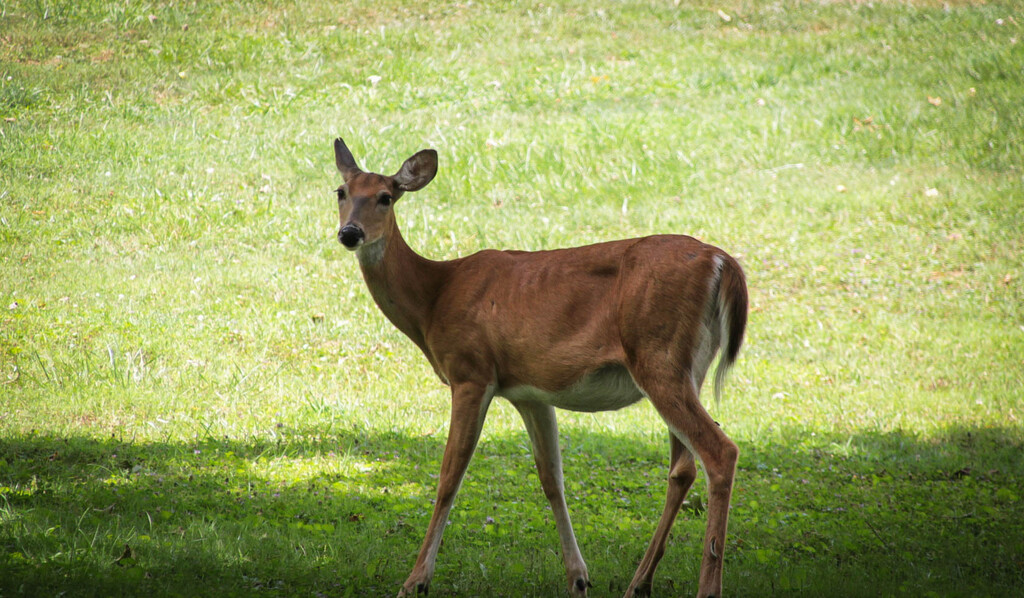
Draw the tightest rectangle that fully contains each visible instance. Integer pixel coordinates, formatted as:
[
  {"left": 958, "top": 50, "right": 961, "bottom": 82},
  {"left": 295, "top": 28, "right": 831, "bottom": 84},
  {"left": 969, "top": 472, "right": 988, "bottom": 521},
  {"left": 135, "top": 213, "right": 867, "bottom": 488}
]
[
  {"left": 1, "top": 422, "right": 1022, "bottom": 596},
  {"left": 729, "top": 425, "right": 1024, "bottom": 596}
]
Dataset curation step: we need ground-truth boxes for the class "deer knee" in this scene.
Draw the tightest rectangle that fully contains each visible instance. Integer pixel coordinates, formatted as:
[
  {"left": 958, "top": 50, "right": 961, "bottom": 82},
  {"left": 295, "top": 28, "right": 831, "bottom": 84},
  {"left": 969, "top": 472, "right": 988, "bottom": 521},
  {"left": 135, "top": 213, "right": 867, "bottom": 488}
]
[{"left": 721, "top": 440, "right": 739, "bottom": 470}]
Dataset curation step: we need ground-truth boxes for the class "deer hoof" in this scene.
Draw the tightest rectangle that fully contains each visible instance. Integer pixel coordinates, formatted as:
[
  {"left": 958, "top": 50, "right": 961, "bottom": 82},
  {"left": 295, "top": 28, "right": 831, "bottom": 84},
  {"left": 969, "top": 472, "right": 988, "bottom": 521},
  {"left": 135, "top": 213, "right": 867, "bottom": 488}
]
[
  {"left": 397, "top": 581, "right": 429, "bottom": 597},
  {"left": 570, "top": 576, "right": 591, "bottom": 597},
  {"left": 624, "top": 582, "right": 652, "bottom": 598}
]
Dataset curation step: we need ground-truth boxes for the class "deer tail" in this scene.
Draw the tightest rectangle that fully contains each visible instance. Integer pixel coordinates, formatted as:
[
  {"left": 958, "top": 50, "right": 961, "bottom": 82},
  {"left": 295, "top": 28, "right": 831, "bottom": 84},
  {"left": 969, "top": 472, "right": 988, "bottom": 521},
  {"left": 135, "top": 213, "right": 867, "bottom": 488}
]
[{"left": 713, "top": 254, "right": 748, "bottom": 403}]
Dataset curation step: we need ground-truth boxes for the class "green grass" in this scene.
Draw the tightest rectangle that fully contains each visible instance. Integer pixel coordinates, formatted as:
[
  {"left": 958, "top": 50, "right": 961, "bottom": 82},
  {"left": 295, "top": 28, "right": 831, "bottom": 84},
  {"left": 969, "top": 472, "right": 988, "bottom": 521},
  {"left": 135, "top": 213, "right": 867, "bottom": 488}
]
[{"left": 2, "top": 0, "right": 1023, "bottom": 596}]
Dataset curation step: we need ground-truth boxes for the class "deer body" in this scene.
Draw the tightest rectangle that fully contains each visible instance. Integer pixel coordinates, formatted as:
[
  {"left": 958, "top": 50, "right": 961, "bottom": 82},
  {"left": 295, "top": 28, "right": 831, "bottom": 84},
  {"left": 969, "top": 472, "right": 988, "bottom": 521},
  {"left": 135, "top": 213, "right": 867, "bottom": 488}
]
[{"left": 331, "top": 139, "right": 747, "bottom": 598}]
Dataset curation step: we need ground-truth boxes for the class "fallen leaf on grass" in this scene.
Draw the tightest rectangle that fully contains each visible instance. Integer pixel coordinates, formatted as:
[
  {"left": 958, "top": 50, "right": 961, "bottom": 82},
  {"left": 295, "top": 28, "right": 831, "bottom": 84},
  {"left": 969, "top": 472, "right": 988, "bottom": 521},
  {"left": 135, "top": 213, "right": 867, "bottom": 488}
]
[
  {"left": 950, "top": 467, "right": 971, "bottom": 480},
  {"left": 928, "top": 269, "right": 966, "bottom": 282},
  {"left": 928, "top": 96, "right": 942, "bottom": 106},
  {"left": 115, "top": 544, "right": 135, "bottom": 567},
  {"left": 853, "top": 116, "right": 880, "bottom": 132}
]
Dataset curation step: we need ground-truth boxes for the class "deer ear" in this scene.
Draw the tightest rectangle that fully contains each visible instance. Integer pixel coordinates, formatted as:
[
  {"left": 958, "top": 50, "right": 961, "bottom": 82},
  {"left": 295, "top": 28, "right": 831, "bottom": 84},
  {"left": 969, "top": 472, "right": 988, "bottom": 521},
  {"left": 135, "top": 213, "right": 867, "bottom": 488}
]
[
  {"left": 393, "top": 149, "right": 438, "bottom": 192},
  {"left": 334, "top": 138, "right": 361, "bottom": 180}
]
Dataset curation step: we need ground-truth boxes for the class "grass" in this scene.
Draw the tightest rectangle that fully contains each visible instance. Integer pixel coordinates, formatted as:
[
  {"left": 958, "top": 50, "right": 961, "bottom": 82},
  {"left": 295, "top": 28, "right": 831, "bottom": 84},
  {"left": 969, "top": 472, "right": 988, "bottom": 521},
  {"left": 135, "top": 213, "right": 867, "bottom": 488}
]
[{"left": 2, "top": 0, "right": 1023, "bottom": 595}]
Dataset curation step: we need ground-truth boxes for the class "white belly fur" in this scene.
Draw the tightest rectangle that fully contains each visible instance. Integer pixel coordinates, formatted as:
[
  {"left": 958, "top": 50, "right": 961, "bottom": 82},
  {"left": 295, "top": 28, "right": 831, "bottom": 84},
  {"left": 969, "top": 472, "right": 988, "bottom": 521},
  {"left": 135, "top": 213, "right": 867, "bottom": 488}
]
[{"left": 497, "top": 365, "right": 645, "bottom": 413}]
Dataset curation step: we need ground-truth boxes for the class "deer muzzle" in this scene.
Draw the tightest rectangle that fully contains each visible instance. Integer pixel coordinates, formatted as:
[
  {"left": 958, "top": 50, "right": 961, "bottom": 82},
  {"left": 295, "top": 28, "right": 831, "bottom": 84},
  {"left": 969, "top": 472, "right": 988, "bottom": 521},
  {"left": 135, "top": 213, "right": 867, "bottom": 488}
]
[{"left": 338, "top": 225, "right": 365, "bottom": 249}]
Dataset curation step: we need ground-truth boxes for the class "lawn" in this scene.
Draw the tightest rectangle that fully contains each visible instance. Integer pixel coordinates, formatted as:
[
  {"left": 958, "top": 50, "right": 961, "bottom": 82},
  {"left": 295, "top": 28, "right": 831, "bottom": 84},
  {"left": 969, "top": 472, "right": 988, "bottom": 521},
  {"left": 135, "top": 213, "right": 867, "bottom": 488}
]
[{"left": 2, "top": 0, "right": 1023, "bottom": 596}]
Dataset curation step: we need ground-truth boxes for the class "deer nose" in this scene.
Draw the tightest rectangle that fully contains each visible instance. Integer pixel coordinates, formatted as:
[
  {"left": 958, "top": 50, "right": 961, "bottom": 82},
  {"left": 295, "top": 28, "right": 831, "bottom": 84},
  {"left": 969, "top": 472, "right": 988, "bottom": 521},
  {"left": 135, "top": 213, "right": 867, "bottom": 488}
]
[{"left": 338, "top": 225, "right": 365, "bottom": 249}]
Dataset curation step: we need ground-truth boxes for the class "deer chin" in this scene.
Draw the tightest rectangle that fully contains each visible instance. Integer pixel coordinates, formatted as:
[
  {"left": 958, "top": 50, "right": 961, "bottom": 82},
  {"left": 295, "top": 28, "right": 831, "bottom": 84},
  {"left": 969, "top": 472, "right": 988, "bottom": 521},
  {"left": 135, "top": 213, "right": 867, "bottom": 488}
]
[{"left": 355, "top": 236, "right": 385, "bottom": 266}]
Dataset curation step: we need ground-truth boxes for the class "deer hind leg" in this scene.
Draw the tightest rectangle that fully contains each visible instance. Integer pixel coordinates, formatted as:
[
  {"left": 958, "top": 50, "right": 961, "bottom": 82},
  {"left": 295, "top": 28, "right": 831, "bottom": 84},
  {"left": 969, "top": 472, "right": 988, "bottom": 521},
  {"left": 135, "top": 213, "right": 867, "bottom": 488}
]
[
  {"left": 512, "top": 401, "right": 590, "bottom": 597},
  {"left": 631, "top": 368, "right": 738, "bottom": 598},
  {"left": 398, "top": 382, "right": 494, "bottom": 598},
  {"left": 625, "top": 434, "right": 698, "bottom": 597}
]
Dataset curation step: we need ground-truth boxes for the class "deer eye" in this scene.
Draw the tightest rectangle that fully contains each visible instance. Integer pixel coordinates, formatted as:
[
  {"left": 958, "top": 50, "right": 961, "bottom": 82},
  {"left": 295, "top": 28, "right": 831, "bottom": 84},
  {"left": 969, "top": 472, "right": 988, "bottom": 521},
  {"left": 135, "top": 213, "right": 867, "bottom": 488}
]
[
  {"left": 378, "top": 194, "right": 392, "bottom": 207},
  {"left": 336, "top": 188, "right": 347, "bottom": 202}
]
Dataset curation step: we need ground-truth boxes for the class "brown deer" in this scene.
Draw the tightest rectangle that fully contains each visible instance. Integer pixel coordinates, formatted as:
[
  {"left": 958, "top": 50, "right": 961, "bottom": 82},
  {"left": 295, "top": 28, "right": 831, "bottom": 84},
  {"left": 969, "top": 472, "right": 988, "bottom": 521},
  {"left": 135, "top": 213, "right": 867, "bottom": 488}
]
[{"left": 331, "top": 138, "right": 747, "bottom": 598}]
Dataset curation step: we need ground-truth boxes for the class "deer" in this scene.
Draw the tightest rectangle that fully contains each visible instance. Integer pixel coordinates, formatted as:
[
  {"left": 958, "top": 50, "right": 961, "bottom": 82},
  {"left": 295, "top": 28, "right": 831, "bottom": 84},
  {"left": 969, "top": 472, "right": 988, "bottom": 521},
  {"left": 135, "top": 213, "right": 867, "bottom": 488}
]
[{"left": 330, "top": 137, "right": 748, "bottom": 598}]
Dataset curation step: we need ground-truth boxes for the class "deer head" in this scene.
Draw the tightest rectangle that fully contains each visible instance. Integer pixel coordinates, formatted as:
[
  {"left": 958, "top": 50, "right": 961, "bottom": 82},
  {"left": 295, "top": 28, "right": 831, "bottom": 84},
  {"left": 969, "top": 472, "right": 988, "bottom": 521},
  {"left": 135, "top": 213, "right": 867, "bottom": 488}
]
[{"left": 333, "top": 138, "right": 438, "bottom": 251}]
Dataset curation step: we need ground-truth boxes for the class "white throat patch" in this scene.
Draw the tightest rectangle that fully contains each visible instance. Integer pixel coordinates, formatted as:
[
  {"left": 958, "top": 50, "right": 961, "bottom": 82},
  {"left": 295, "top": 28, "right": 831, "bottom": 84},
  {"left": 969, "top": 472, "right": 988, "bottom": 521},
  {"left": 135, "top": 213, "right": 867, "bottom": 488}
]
[{"left": 356, "top": 237, "right": 386, "bottom": 267}]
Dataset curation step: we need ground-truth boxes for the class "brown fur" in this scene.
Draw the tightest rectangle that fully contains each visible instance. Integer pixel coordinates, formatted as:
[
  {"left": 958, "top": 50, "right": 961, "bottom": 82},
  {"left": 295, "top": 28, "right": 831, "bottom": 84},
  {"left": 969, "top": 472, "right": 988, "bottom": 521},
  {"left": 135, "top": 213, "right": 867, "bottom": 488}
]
[{"left": 332, "top": 138, "right": 748, "bottom": 598}]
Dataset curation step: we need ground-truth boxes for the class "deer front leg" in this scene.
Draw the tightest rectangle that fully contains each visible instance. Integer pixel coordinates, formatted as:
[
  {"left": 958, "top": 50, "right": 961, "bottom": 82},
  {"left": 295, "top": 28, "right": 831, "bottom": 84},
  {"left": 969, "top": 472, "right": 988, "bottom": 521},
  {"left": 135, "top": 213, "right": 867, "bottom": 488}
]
[
  {"left": 512, "top": 401, "right": 590, "bottom": 597},
  {"left": 398, "top": 382, "right": 494, "bottom": 597}
]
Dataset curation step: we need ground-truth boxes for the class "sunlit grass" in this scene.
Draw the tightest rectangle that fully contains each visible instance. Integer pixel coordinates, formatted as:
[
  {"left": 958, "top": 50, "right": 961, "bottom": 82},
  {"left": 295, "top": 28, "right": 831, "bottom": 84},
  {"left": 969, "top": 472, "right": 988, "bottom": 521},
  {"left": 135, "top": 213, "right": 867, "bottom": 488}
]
[{"left": 2, "top": 0, "right": 1023, "bottom": 596}]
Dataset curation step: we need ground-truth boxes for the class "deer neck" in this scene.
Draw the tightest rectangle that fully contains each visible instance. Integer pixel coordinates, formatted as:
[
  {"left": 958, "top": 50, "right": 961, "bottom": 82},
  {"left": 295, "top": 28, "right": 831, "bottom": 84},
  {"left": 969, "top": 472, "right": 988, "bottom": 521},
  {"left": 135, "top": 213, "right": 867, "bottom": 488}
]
[{"left": 355, "top": 216, "right": 446, "bottom": 354}]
